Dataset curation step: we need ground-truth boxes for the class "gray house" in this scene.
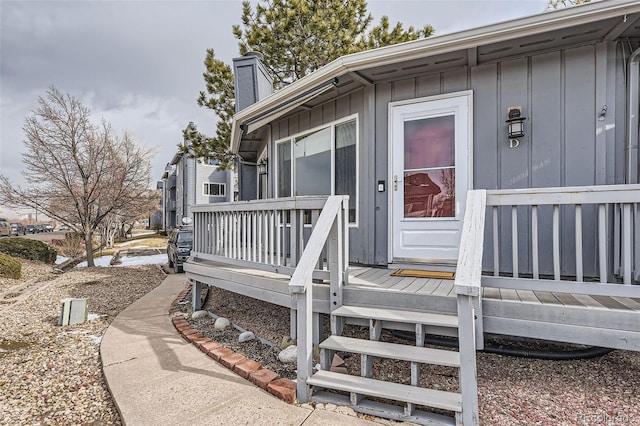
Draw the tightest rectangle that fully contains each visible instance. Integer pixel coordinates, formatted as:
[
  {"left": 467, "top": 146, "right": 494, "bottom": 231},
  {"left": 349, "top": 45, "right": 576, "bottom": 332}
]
[
  {"left": 165, "top": 123, "right": 236, "bottom": 228},
  {"left": 159, "top": 163, "right": 177, "bottom": 230},
  {"left": 185, "top": 2, "right": 640, "bottom": 424}
]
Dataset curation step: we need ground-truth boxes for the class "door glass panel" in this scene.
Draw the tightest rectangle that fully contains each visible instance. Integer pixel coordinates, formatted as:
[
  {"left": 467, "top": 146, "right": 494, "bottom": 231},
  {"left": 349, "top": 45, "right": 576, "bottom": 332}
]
[
  {"left": 403, "top": 115, "right": 455, "bottom": 218},
  {"left": 404, "top": 115, "right": 455, "bottom": 169}
]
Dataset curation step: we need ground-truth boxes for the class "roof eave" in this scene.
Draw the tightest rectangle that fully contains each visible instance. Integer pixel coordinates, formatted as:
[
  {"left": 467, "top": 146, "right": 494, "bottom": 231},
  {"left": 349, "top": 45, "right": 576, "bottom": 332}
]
[{"left": 230, "top": 0, "right": 640, "bottom": 154}]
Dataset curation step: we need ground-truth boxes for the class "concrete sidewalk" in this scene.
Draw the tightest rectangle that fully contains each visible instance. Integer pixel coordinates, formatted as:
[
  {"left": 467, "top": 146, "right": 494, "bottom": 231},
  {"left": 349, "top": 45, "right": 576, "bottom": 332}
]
[{"left": 101, "top": 273, "right": 378, "bottom": 426}]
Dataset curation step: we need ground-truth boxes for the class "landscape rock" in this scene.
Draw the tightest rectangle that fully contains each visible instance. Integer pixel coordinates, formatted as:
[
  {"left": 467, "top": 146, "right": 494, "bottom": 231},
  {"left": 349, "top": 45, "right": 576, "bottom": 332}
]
[
  {"left": 238, "top": 331, "right": 255, "bottom": 343},
  {"left": 191, "top": 310, "right": 209, "bottom": 320},
  {"left": 213, "top": 317, "right": 230, "bottom": 330},
  {"left": 277, "top": 345, "right": 297, "bottom": 363}
]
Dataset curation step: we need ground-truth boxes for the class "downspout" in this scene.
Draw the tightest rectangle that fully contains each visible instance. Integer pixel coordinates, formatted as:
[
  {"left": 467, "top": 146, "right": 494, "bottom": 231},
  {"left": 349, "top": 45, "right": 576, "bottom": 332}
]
[{"left": 627, "top": 46, "right": 640, "bottom": 184}]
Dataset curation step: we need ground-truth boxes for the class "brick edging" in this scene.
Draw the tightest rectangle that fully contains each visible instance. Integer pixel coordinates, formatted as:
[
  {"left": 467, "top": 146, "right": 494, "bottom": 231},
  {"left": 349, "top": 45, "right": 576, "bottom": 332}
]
[{"left": 168, "top": 283, "right": 297, "bottom": 404}]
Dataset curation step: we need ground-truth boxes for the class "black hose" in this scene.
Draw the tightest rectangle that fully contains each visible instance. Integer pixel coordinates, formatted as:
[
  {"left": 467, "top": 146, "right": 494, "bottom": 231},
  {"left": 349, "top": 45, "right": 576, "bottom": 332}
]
[{"left": 391, "top": 331, "right": 615, "bottom": 360}]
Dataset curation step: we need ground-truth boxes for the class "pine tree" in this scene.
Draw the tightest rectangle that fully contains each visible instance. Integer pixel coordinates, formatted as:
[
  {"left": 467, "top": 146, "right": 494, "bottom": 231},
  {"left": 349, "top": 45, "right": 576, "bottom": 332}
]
[{"left": 185, "top": 0, "right": 434, "bottom": 167}]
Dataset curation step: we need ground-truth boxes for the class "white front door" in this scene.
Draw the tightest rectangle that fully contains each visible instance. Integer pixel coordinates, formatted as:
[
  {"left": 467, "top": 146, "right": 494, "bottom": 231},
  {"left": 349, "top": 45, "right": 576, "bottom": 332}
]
[{"left": 389, "top": 91, "right": 472, "bottom": 264}]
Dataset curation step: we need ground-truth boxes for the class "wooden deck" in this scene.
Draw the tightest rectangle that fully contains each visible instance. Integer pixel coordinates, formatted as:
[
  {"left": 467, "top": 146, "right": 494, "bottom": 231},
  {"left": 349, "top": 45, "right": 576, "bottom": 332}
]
[{"left": 185, "top": 258, "right": 640, "bottom": 351}]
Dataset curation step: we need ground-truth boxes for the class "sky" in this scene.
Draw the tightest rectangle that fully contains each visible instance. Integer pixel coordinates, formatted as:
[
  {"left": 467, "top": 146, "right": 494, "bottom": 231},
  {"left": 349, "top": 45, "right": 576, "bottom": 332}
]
[{"left": 0, "top": 0, "right": 550, "bottom": 218}]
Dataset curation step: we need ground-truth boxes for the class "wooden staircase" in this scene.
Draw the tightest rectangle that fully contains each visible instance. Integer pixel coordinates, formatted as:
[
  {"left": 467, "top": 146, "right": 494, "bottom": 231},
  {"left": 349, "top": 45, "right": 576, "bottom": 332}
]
[
  {"left": 306, "top": 305, "right": 467, "bottom": 425},
  {"left": 287, "top": 191, "right": 485, "bottom": 425}
]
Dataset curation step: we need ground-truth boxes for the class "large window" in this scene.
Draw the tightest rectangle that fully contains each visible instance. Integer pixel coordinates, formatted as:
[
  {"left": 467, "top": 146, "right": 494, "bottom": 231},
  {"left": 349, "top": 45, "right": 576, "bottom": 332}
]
[
  {"left": 203, "top": 182, "right": 226, "bottom": 197},
  {"left": 276, "top": 116, "right": 358, "bottom": 224}
]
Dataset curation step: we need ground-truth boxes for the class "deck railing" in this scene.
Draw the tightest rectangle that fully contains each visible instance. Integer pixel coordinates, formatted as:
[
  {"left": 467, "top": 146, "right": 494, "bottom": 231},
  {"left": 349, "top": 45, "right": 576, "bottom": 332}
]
[
  {"left": 483, "top": 184, "right": 640, "bottom": 296},
  {"left": 191, "top": 195, "right": 350, "bottom": 403},
  {"left": 191, "top": 196, "right": 333, "bottom": 279}
]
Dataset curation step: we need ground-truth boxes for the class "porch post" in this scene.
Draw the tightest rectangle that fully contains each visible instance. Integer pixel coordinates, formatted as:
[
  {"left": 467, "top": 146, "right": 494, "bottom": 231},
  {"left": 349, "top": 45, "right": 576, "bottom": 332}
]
[
  {"left": 457, "top": 294, "right": 479, "bottom": 426},
  {"left": 192, "top": 281, "right": 202, "bottom": 311},
  {"left": 294, "top": 288, "right": 313, "bottom": 403}
]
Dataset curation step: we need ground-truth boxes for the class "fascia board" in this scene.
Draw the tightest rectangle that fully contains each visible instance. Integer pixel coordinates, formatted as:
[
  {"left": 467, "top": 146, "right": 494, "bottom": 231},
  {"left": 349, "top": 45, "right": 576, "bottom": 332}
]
[
  {"left": 169, "top": 152, "right": 184, "bottom": 165},
  {"left": 230, "top": 0, "right": 640, "bottom": 154}
]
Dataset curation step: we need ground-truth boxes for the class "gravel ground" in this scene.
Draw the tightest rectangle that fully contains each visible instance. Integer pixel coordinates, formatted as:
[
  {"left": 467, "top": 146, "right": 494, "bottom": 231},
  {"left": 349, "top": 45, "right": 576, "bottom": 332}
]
[
  {"left": 185, "top": 287, "right": 640, "bottom": 425},
  {"left": 0, "top": 261, "right": 165, "bottom": 426},
  {"left": 2, "top": 259, "right": 639, "bottom": 426}
]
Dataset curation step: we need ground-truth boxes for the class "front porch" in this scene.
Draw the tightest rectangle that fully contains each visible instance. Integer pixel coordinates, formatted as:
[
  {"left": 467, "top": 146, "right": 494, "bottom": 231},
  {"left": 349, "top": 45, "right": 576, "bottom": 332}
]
[{"left": 184, "top": 184, "right": 640, "bottom": 425}]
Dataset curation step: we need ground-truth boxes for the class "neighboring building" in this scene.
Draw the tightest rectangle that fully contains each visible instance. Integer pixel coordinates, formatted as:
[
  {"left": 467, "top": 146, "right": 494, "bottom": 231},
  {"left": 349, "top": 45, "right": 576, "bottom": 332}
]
[
  {"left": 158, "top": 163, "right": 177, "bottom": 231},
  {"left": 161, "top": 123, "right": 235, "bottom": 230}
]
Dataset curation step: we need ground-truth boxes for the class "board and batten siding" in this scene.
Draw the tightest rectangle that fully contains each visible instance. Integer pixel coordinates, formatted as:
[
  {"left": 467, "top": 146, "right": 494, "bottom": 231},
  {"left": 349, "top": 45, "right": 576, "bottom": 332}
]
[
  {"left": 371, "top": 41, "right": 626, "bottom": 273},
  {"left": 264, "top": 40, "right": 628, "bottom": 274},
  {"left": 195, "top": 165, "right": 232, "bottom": 204}
]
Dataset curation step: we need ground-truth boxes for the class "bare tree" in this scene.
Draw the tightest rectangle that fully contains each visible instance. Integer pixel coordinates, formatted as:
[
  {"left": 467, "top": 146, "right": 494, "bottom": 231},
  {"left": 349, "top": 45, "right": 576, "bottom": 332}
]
[
  {"left": 0, "top": 86, "right": 157, "bottom": 266},
  {"left": 98, "top": 189, "right": 161, "bottom": 249}
]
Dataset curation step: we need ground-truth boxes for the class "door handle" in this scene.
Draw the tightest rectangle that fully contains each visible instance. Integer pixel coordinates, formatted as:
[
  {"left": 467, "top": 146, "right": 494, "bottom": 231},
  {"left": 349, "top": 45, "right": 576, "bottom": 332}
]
[{"left": 393, "top": 175, "right": 398, "bottom": 191}]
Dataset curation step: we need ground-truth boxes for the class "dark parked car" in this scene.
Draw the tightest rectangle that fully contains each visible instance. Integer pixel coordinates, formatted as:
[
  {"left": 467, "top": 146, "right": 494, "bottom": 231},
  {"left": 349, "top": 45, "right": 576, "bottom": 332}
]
[
  {"left": 10, "top": 223, "right": 25, "bottom": 236},
  {"left": 167, "top": 227, "right": 193, "bottom": 273},
  {"left": 25, "top": 224, "right": 38, "bottom": 234}
]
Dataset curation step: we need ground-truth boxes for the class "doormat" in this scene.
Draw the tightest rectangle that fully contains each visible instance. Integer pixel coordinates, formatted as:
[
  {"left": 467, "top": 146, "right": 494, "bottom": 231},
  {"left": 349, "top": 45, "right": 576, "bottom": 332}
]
[{"left": 390, "top": 269, "right": 455, "bottom": 279}]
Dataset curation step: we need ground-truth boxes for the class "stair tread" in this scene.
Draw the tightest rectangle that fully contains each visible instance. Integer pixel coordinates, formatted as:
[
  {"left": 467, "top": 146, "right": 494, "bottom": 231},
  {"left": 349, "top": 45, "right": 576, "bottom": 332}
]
[
  {"left": 332, "top": 305, "right": 458, "bottom": 328},
  {"left": 308, "top": 370, "right": 462, "bottom": 413},
  {"left": 320, "top": 335, "right": 460, "bottom": 367}
]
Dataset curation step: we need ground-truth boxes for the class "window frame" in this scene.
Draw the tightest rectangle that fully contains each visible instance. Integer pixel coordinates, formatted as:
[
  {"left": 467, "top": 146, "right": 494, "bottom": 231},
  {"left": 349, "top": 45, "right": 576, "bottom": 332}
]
[
  {"left": 274, "top": 113, "right": 359, "bottom": 227},
  {"left": 203, "top": 182, "right": 226, "bottom": 197}
]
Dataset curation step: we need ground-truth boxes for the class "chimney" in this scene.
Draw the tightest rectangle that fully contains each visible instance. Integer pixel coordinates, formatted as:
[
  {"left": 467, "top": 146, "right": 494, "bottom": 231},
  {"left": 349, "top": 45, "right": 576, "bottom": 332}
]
[{"left": 232, "top": 52, "right": 273, "bottom": 112}]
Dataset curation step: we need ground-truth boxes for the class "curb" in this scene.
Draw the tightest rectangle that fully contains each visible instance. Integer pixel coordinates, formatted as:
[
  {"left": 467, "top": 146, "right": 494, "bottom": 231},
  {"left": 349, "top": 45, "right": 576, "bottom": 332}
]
[{"left": 169, "top": 282, "right": 297, "bottom": 404}]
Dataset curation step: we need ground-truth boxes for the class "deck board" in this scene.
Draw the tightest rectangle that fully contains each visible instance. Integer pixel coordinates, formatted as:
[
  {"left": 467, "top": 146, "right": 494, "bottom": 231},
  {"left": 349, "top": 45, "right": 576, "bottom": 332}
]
[
  {"left": 482, "top": 287, "right": 501, "bottom": 300},
  {"left": 370, "top": 273, "right": 399, "bottom": 288},
  {"left": 591, "top": 295, "right": 634, "bottom": 310},
  {"left": 551, "top": 292, "right": 584, "bottom": 307},
  {"left": 571, "top": 293, "right": 607, "bottom": 308},
  {"left": 395, "top": 277, "right": 426, "bottom": 292},
  {"left": 514, "top": 290, "right": 541, "bottom": 303},
  {"left": 499, "top": 288, "right": 521, "bottom": 302},
  {"left": 533, "top": 291, "right": 561, "bottom": 304},
  {"left": 186, "top": 259, "right": 640, "bottom": 351},
  {"left": 612, "top": 296, "right": 640, "bottom": 310}
]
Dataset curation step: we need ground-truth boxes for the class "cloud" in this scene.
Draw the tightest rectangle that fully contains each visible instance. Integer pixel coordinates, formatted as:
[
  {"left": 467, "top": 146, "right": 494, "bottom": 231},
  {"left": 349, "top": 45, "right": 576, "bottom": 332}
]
[{"left": 1, "top": 0, "right": 548, "bottom": 196}]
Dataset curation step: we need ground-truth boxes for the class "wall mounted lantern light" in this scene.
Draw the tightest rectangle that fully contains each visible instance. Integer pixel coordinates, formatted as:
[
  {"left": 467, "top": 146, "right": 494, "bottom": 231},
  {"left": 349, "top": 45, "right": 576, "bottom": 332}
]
[
  {"left": 257, "top": 159, "right": 268, "bottom": 175},
  {"left": 506, "top": 106, "right": 527, "bottom": 148}
]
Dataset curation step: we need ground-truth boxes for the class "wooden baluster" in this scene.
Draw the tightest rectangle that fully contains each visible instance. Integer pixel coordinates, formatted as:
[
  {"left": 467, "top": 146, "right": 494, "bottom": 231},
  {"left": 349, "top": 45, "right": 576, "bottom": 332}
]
[
  {"left": 575, "top": 204, "right": 583, "bottom": 282},
  {"left": 598, "top": 204, "right": 607, "bottom": 283},
  {"left": 553, "top": 204, "right": 560, "bottom": 281},
  {"left": 493, "top": 206, "right": 499, "bottom": 277},
  {"left": 511, "top": 205, "right": 518, "bottom": 278},
  {"left": 532, "top": 205, "right": 539, "bottom": 280}
]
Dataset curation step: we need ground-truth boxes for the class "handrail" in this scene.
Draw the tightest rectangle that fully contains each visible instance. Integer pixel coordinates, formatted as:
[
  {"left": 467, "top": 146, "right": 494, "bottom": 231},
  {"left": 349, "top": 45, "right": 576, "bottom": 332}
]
[
  {"left": 191, "top": 196, "right": 328, "bottom": 213},
  {"left": 287, "top": 195, "right": 348, "bottom": 404},
  {"left": 289, "top": 195, "right": 347, "bottom": 294},
  {"left": 454, "top": 189, "right": 485, "bottom": 426},
  {"left": 486, "top": 183, "right": 640, "bottom": 205},
  {"left": 454, "top": 190, "right": 487, "bottom": 297}
]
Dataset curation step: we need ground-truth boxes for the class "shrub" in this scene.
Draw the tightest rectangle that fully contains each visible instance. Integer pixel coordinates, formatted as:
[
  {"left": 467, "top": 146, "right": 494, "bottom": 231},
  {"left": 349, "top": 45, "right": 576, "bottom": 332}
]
[
  {"left": 54, "top": 233, "right": 85, "bottom": 258},
  {"left": 0, "top": 252, "right": 21, "bottom": 279},
  {"left": 0, "top": 238, "right": 57, "bottom": 264}
]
